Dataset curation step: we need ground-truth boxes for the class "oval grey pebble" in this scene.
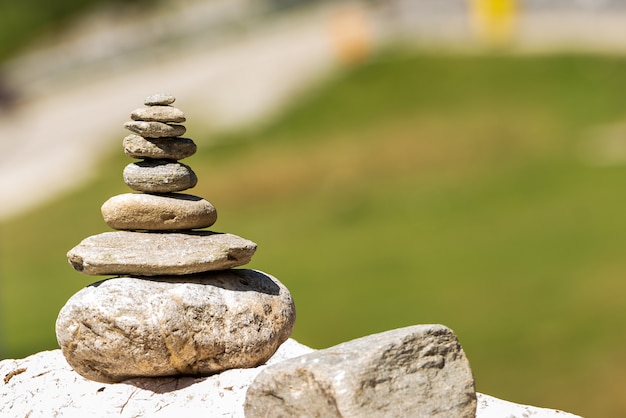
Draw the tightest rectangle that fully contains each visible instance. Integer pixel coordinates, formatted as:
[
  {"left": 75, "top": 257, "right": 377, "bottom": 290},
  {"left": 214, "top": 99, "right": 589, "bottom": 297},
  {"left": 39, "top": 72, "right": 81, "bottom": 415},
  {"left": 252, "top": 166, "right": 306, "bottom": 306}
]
[
  {"left": 123, "top": 160, "right": 197, "bottom": 193},
  {"left": 145, "top": 93, "right": 175, "bottom": 106},
  {"left": 101, "top": 193, "right": 217, "bottom": 231}
]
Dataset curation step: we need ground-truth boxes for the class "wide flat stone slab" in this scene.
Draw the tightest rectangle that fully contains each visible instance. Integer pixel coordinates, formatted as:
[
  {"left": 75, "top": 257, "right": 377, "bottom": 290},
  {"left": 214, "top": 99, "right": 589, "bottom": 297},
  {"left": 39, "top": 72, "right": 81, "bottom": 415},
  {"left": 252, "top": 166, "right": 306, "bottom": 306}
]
[
  {"left": 123, "top": 134, "right": 197, "bottom": 160},
  {"left": 245, "top": 324, "right": 477, "bottom": 418},
  {"left": 101, "top": 193, "right": 217, "bottom": 231},
  {"left": 67, "top": 231, "right": 256, "bottom": 275},
  {"left": 56, "top": 270, "right": 296, "bottom": 383}
]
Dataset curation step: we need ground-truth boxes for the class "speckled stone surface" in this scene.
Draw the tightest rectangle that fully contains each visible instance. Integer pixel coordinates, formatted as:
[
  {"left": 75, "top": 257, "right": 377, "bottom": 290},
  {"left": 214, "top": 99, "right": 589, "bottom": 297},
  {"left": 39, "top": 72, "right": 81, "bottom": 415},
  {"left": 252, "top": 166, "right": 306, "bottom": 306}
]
[{"left": 67, "top": 231, "right": 256, "bottom": 275}]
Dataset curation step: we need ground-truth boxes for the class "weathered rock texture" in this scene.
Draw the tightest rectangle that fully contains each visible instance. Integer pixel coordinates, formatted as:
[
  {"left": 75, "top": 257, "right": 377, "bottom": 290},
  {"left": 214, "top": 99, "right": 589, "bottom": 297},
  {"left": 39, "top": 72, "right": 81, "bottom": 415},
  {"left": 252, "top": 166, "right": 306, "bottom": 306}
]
[
  {"left": 131, "top": 106, "right": 186, "bottom": 123},
  {"left": 144, "top": 93, "right": 175, "bottom": 106},
  {"left": 0, "top": 339, "right": 581, "bottom": 418},
  {"left": 56, "top": 270, "right": 295, "bottom": 383},
  {"left": 0, "top": 339, "right": 311, "bottom": 418},
  {"left": 245, "top": 324, "right": 476, "bottom": 418},
  {"left": 123, "top": 160, "right": 197, "bottom": 193},
  {"left": 475, "top": 393, "right": 580, "bottom": 418},
  {"left": 123, "top": 135, "right": 197, "bottom": 160},
  {"left": 67, "top": 231, "right": 256, "bottom": 275},
  {"left": 101, "top": 193, "right": 217, "bottom": 231},
  {"left": 123, "top": 121, "right": 186, "bottom": 138}
]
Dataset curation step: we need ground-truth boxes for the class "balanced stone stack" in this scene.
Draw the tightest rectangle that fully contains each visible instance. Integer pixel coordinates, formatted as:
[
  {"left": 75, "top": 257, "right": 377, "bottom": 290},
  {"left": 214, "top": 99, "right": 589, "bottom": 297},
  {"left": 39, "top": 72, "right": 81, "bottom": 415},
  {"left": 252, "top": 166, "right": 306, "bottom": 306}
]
[{"left": 56, "top": 94, "right": 295, "bottom": 384}]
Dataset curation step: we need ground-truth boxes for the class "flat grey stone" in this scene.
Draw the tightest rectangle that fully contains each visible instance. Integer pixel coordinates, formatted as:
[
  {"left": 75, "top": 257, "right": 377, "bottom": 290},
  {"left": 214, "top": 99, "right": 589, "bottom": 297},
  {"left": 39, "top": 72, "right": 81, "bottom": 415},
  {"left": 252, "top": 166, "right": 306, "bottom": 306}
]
[
  {"left": 56, "top": 270, "right": 296, "bottom": 383},
  {"left": 123, "top": 134, "right": 197, "bottom": 160},
  {"left": 101, "top": 193, "right": 217, "bottom": 231},
  {"left": 131, "top": 106, "right": 186, "bottom": 123},
  {"left": 123, "top": 160, "right": 197, "bottom": 193},
  {"left": 144, "top": 93, "right": 175, "bottom": 106},
  {"left": 245, "top": 324, "right": 477, "bottom": 418},
  {"left": 124, "top": 121, "right": 186, "bottom": 138},
  {"left": 67, "top": 231, "right": 256, "bottom": 275}
]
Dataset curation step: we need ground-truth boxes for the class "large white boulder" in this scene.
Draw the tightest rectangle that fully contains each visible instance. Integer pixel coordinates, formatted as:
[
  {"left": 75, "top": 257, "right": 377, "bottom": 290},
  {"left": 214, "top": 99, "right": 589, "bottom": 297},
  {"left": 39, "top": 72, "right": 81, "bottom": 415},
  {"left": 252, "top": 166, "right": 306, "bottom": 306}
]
[{"left": 0, "top": 338, "right": 581, "bottom": 418}]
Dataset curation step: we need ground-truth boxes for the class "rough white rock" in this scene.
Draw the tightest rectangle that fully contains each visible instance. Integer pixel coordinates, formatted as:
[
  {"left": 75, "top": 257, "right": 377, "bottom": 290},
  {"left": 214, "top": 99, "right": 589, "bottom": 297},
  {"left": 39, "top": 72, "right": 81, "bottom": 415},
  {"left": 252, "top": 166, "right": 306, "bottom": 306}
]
[
  {"left": 0, "top": 339, "right": 581, "bottom": 418},
  {"left": 476, "top": 393, "right": 581, "bottom": 418},
  {"left": 55, "top": 270, "right": 295, "bottom": 383},
  {"left": 0, "top": 339, "right": 311, "bottom": 418},
  {"left": 245, "top": 324, "right": 476, "bottom": 418}
]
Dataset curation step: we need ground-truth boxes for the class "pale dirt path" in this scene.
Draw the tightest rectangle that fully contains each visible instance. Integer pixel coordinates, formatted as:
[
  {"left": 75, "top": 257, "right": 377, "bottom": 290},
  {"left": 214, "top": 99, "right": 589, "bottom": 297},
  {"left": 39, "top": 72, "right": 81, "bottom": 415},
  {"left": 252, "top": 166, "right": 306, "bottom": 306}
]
[
  {"left": 4, "top": 3, "right": 626, "bottom": 221},
  {"left": 0, "top": 10, "right": 342, "bottom": 221}
]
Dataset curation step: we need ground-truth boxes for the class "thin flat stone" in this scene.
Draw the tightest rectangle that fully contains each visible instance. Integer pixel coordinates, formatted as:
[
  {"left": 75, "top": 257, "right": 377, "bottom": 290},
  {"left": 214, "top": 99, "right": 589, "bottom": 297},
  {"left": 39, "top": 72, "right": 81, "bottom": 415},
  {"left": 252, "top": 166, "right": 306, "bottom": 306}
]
[
  {"left": 145, "top": 93, "right": 175, "bottom": 106},
  {"left": 124, "top": 121, "right": 186, "bottom": 138},
  {"left": 123, "top": 134, "right": 197, "bottom": 160},
  {"left": 131, "top": 106, "right": 186, "bottom": 123},
  {"left": 123, "top": 160, "right": 197, "bottom": 193},
  {"left": 67, "top": 231, "right": 257, "bottom": 275},
  {"left": 56, "top": 270, "right": 295, "bottom": 383},
  {"left": 101, "top": 193, "right": 217, "bottom": 231}
]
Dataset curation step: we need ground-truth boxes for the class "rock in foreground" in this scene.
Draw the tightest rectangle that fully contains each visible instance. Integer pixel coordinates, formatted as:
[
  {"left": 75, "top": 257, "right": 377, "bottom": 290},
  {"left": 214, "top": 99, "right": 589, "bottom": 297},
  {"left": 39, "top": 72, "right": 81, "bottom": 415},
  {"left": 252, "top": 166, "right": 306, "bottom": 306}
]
[
  {"left": 0, "top": 339, "right": 581, "bottom": 418},
  {"left": 0, "top": 339, "right": 311, "bottom": 418},
  {"left": 67, "top": 231, "right": 256, "bottom": 275},
  {"left": 245, "top": 324, "right": 476, "bottom": 418},
  {"left": 56, "top": 270, "right": 295, "bottom": 383}
]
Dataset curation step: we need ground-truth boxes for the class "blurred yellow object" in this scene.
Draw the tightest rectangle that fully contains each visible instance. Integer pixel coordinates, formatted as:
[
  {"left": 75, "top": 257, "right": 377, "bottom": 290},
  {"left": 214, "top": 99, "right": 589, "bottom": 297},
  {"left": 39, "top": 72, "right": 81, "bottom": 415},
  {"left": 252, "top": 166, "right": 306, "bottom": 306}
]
[
  {"left": 330, "top": 6, "right": 373, "bottom": 65},
  {"left": 470, "top": 0, "right": 517, "bottom": 45}
]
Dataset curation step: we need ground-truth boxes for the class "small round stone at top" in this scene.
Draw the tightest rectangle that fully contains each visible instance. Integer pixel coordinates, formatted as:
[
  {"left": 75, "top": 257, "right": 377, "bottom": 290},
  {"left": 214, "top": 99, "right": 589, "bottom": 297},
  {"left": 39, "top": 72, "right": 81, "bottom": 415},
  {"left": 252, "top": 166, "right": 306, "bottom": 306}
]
[{"left": 145, "top": 93, "right": 175, "bottom": 106}]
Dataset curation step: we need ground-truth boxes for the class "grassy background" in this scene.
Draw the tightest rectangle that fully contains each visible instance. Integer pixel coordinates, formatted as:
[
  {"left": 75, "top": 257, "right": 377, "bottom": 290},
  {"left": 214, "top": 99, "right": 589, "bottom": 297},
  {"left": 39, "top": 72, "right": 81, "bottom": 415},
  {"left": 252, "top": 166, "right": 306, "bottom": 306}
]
[{"left": 3, "top": 49, "right": 626, "bottom": 416}]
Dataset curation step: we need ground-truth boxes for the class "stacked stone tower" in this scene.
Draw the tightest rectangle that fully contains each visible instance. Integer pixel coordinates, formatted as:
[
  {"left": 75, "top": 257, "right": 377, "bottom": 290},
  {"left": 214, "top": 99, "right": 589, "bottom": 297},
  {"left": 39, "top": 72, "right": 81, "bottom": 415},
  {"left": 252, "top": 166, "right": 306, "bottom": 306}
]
[{"left": 56, "top": 94, "right": 295, "bottom": 384}]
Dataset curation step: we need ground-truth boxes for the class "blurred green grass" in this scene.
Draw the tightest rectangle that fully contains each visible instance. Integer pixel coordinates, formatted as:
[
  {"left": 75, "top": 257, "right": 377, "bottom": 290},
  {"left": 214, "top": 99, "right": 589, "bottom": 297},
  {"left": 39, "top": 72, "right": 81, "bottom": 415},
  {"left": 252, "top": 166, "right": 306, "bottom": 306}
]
[{"left": 3, "top": 49, "right": 626, "bottom": 416}]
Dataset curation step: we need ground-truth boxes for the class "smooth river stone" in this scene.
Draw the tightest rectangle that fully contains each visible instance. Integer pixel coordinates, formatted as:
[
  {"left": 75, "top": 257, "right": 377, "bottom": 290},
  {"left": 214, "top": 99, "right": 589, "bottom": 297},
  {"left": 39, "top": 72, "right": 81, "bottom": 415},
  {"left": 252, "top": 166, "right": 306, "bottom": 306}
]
[
  {"left": 56, "top": 270, "right": 296, "bottom": 383},
  {"left": 123, "top": 160, "right": 197, "bottom": 193},
  {"left": 101, "top": 193, "right": 217, "bottom": 231},
  {"left": 67, "top": 231, "right": 256, "bottom": 275},
  {"left": 145, "top": 93, "right": 175, "bottom": 106},
  {"left": 124, "top": 121, "right": 186, "bottom": 138},
  {"left": 123, "top": 134, "right": 197, "bottom": 160},
  {"left": 131, "top": 106, "right": 186, "bottom": 123}
]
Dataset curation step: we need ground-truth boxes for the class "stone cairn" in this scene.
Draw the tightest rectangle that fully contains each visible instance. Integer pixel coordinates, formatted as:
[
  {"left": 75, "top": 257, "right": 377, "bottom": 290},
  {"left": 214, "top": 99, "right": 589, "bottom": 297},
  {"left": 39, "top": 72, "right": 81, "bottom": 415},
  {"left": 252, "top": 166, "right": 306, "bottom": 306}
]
[{"left": 56, "top": 94, "right": 296, "bottom": 384}]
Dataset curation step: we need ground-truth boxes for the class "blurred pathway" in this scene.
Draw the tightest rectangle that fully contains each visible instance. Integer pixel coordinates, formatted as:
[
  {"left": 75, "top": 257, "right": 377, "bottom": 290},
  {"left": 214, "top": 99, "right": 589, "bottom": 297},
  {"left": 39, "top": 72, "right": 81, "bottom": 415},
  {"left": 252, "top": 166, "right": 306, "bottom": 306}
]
[
  {"left": 4, "top": 0, "right": 626, "bottom": 221},
  {"left": 0, "top": 7, "right": 347, "bottom": 221}
]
